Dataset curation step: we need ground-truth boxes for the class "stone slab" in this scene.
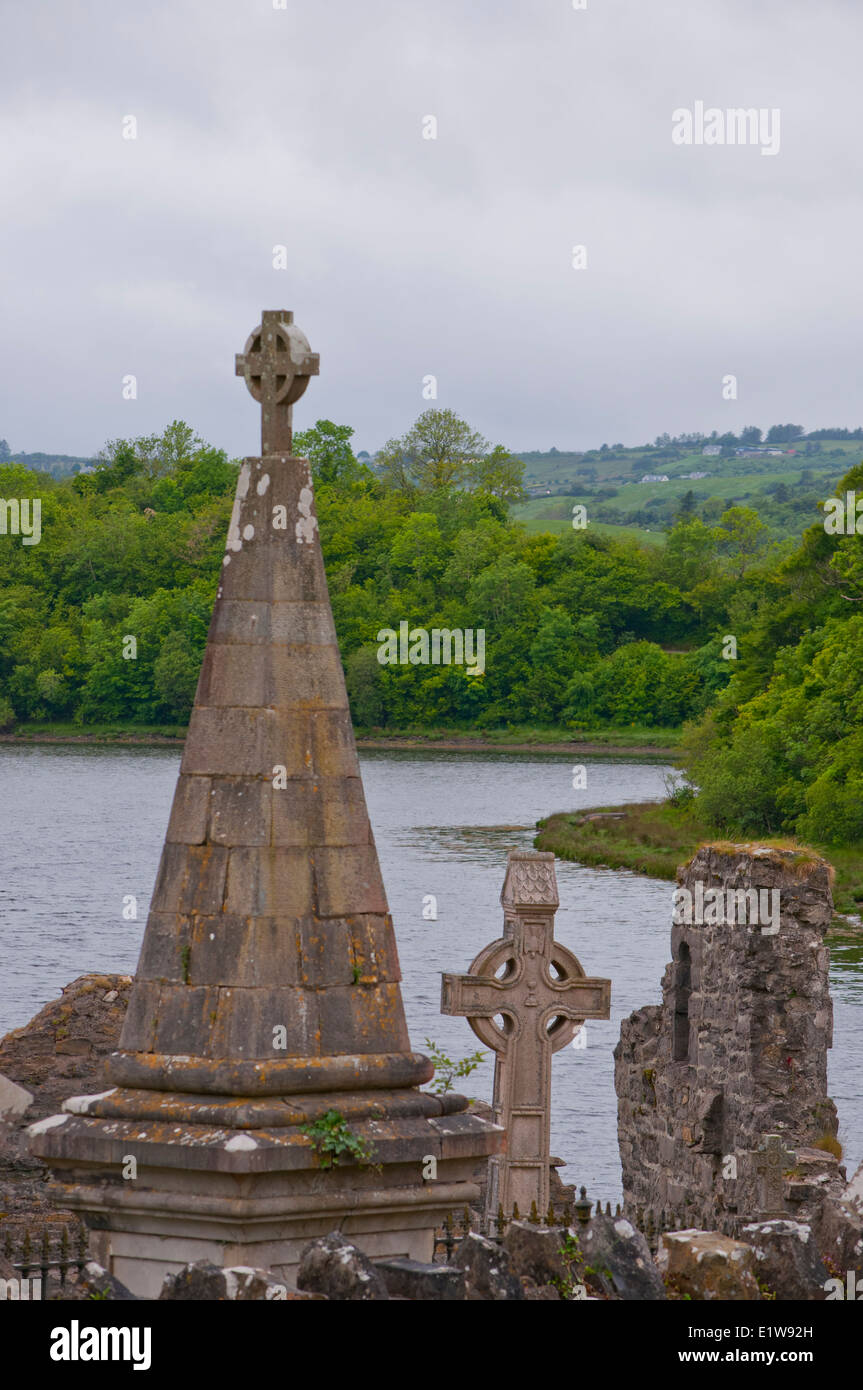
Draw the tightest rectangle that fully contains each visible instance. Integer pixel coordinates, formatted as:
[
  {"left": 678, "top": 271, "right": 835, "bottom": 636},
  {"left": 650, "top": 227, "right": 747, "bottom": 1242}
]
[{"left": 0, "top": 1071, "right": 33, "bottom": 1117}]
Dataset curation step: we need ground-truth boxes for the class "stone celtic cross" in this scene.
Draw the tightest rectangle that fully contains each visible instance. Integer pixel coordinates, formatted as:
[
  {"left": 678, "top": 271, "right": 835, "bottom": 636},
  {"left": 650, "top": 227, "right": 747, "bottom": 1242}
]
[
  {"left": 755, "top": 1134, "right": 796, "bottom": 1219},
  {"left": 441, "top": 849, "right": 611, "bottom": 1227},
  {"left": 235, "top": 309, "right": 320, "bottom": 455}
]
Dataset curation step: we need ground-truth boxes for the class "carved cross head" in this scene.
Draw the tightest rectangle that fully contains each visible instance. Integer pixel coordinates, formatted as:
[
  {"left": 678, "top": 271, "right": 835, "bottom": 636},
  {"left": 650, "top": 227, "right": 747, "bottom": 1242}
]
[
  {"left": 441, "top": 850, "right": 611, "bottom": 1057},
  {"left": 235, "top": 310, "right": 320, "bottom": 456}
]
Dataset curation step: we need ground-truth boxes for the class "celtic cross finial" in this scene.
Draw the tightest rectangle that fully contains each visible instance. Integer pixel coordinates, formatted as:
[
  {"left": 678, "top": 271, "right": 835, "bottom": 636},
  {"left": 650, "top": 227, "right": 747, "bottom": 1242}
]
[{"left": 235, "top": 310, "right": 320, "bottom": 456}]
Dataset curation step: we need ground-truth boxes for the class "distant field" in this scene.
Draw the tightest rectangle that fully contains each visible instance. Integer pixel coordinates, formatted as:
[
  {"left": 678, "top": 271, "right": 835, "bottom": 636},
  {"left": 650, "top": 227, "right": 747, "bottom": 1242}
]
[
  {"left": 515, "top": 516, "right": 665, "bottom": 547},
  {"left": 511, "top": 443, "right": 860, "bottom": 546},
  {"left": 518, "top": 465, "right": 840, "bottom": 515},
  {"left": 517, "top": 440, "right": 863, "bottom": 492},
  {"left": 596, "top": 467, "right": 835, "bottom": 509}
]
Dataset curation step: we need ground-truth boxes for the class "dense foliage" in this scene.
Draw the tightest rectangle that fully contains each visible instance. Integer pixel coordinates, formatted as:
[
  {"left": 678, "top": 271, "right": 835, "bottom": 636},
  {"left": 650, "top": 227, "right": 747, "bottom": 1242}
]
[
  {"left": 0, "top": 414, "right": 754, "bottom": 733},
  {"left": 680, "top": 459, "right": 863, "bottom": 843},
  {"left": 3, "top": 410, "right": 861, "bottom": 849}
]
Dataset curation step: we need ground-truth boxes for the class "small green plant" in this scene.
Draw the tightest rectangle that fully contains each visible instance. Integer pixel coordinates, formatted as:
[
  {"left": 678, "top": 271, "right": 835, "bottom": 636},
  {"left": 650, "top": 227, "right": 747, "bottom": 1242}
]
[
  {"left": 423, "top": 1038, "right": 487, "bottom": 1095},
  {"left": 551, "top": 1230, "right": 588, "bottom": 1300},
  {"left": 180, "top": 944, "right": 191, "bottom": 984},
  {"left": 301, "top": 1109, "right": 377, "bottom": 1170},
  {"left": 351, "top": 963, "right": 362, "bottom": 984}
]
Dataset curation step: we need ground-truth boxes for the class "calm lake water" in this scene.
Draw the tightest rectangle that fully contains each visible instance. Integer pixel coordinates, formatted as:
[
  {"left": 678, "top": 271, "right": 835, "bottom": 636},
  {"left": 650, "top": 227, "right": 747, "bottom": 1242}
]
[{"left": 1, "top": 746, "right": 860, "bottom": 1200}]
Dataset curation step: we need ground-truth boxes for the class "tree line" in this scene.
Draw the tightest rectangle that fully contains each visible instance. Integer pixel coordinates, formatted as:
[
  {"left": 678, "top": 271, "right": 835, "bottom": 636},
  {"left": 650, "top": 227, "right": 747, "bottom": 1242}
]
[
  {"left": 0, "top": 410, "right": 755, "bottom": 733},
  {"left": 2, "top": 406, "right": 861, "bottom": 849}
]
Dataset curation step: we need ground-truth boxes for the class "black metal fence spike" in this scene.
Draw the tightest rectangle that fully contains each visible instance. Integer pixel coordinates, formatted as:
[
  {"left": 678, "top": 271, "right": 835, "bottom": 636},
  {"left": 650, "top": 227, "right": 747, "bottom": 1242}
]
[{"left": 5, "top": 1222, "right": 87, "bottom": 1288}]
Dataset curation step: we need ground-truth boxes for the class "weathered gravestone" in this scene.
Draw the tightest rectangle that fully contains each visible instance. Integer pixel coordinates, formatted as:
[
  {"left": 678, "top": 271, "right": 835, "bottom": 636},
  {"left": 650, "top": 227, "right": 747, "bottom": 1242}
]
[
  {"left": 28, "top": 310, "right": 502, "bottom": 1296},
  {"left": 442, "top": 849, "right": 610, "bottom": 1228},
  {"left": 755, "top": 1135, "right": 797, "bottom": 1220}
]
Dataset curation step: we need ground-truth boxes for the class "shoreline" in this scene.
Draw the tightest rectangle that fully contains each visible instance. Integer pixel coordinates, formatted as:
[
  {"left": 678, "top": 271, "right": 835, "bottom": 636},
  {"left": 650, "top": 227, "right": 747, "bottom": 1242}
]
[
  {"left": 534, "top": 801, "right": 863, "bottom": 934},
  {"left": 0, "top": 730, "right": 679, "bottom": 758}
]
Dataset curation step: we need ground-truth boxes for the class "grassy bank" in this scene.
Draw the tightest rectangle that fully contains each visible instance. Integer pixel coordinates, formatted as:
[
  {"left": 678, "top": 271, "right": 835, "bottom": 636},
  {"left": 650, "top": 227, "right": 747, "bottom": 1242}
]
[
  {"left": 534, "top": 800, "right": 863, "bottom": 925},
  {"left": 0, "top": 721, "right": 188, "bottom": 744},
  {"left": 0, "top": 721, "right": 682, "bottom": 757},
  {"left": 356, "top": 724, "right": 680, "bottom": 756}
]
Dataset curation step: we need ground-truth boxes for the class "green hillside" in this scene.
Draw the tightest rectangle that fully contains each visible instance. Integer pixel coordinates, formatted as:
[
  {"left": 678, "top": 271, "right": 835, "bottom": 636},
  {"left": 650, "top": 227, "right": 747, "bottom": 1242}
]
[{"left": 513, "top": 444, "right": 859, "bottom": 544}]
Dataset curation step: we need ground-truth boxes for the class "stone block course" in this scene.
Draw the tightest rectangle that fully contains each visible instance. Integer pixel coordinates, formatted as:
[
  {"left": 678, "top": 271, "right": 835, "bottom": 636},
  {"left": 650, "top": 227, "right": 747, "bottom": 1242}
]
[
  {"left": 224, "top": 846, "right": 313, "bottom": 917},
  {"left": 151, "top": 843, "right": 229, "bottom": 915},
  {"left": 313, "top": 845, "right": 388, "bottom": 916},
  {"left": 209, "top": 985, "right": 320, "bottom": 1059},
  {"left": 208, "top": 779, "right": 271, "bottom": 846},
  {"left": 166, "top": 775, "right": 211, "bottom": 844}
]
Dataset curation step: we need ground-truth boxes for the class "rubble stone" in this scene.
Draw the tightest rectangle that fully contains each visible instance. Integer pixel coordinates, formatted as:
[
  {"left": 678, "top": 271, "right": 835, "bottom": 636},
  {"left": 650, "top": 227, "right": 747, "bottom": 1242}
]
[
  {"left": 454, "top": 1231, "right": 524, "bottom": 1301},
  {"left": 659, "top": 1230, "right": 762, "bottom": 1301},
  {"left": 296, "top": 1233, "right": 388, "bottom": 1301}
]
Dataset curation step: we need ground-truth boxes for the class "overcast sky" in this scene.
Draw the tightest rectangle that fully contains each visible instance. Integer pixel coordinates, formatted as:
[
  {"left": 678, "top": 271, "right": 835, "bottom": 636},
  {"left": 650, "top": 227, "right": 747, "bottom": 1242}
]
[{"left": 2, "top": 0, "right": 862, "bottom": 459}]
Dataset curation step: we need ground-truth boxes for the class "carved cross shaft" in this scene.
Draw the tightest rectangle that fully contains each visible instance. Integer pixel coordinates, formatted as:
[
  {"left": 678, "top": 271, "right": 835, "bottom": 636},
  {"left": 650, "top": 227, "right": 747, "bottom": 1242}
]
[
  {"left": 755, "top": 1134, "right": 796, "bottom": 1218},
  {"left": 441, "top": 851, "right": 611, "bottom": 1227},
  {"left": 235, "top": 309, "right": 320, "bottom": 456}
]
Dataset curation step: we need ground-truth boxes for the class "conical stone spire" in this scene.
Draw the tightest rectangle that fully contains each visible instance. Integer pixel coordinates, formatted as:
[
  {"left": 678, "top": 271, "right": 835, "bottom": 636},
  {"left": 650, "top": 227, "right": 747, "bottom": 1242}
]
[
  {"left": 109, "top": 445, "right": 421, "bottom": 1091},
  {"left": 29, "top": 312, "right": 502, "bottom": 1294}
]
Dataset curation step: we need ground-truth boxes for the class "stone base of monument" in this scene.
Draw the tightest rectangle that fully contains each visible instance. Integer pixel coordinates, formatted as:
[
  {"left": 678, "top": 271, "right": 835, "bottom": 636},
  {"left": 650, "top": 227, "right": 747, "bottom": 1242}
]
[{"left": 30, "top": 1073, "right": 501, "bottom": 1297}]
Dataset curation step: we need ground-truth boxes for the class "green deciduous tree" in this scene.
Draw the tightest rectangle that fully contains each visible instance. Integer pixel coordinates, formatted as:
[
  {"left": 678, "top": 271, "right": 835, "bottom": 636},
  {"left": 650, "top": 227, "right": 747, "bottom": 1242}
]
[
  {"left": 469, "top": 444, "right": 526, "bottom": 502},
  {"left": 377, "top": 409, "right": 489, "bottom": 493},
  {"left": 294, "top": 419, "right": 365, "bottom": 487},
  {"left": 716, "top": 506, "right": 769, "bottom": 578}
]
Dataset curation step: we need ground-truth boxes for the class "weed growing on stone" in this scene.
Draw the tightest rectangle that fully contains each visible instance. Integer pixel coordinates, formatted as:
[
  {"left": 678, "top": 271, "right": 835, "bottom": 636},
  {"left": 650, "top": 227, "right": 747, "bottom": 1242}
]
[
  {"left": 300, "top": 1110, "right": 378, "bottom": 1171},
  {"left": 423, "top": 1038, "right": 487, "bottom": 1094},
  {"left": 551, "top": 1229, "right": 588, "bottom": 1300}
]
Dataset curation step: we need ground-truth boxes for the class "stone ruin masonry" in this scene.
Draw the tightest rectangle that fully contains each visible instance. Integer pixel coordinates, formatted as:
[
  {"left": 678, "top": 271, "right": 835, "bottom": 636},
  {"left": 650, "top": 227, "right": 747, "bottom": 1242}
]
[{"left": 615, "top": 844, "right": 842, "bottom": 1236}]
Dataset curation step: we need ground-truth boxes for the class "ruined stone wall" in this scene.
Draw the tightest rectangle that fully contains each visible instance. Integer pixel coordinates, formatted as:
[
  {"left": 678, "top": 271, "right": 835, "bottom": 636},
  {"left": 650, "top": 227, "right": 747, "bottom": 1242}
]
[
  {"left": 0, "top": 974, "right": 132, "bottom": 1239},
  {"left": 615, "top": 845, "right": 840, "bottom": 1233}
]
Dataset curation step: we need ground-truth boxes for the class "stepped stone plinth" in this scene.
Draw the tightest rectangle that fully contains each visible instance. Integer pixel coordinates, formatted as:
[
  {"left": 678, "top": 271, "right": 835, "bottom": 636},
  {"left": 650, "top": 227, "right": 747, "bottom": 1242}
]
[{"left": 28, "top": 311, "right": 502, "bottom": 1295}]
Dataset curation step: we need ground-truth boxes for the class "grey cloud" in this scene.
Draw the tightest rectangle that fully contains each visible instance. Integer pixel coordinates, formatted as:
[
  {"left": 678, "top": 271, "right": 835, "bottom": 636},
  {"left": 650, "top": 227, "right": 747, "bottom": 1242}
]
[{"left": 1, "top": 0, "right": 861, "bottom": 459}]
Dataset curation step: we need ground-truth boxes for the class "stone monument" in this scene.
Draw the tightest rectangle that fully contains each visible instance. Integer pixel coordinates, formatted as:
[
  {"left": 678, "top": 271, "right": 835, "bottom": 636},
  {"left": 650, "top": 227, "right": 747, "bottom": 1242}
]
[
  {"left": 28, "top": 310, "right": 502, "bottom": 1295},
  {"left": 442, "top": 849, "right": 611, "bottom": 1228}
]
